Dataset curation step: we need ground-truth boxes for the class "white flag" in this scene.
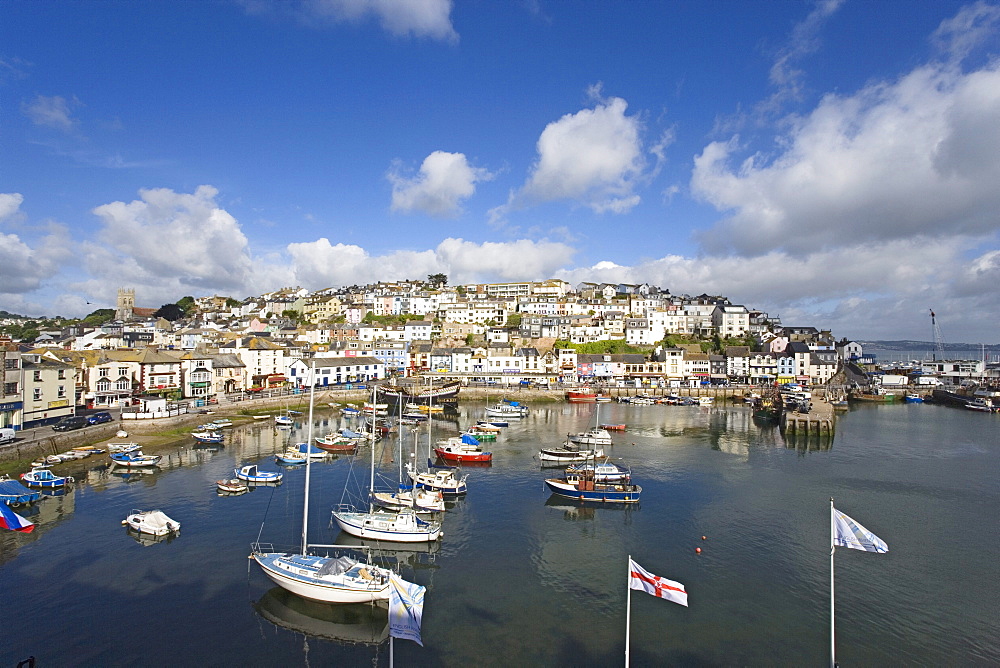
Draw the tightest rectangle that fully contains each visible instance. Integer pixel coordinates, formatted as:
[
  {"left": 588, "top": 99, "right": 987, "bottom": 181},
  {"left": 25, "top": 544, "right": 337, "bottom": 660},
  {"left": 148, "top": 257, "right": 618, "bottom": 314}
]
[
  {"left": 832, "top": 507, "right": 888, "bottom": 553},
  {"left": 628, "top": 558, "right": 688, "bottom": 607},
  {"left": 389, "top": 572, "right": 426, "bottom": 646}
]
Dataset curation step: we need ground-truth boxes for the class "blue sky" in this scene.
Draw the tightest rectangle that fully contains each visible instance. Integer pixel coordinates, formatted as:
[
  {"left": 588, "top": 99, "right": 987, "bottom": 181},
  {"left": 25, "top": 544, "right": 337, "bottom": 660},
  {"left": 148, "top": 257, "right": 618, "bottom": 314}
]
[{"left": 3, "top": 0, "right": 1000, "bottom": 344}]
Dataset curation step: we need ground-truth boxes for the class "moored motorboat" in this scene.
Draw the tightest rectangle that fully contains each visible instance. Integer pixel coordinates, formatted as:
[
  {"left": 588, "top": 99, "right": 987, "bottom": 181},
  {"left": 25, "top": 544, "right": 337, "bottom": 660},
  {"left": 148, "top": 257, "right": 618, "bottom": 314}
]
[
  {"left": 565, "top": 458, "right": 630, "bottom": 482},
  {"left": 433, "top": 434, "right": 492, "bottom": 463},
  {"left": 275, "top": 449, "right": 307, "bottom": 465},
  {"left": 20, "top": 468, "right": 74, "bottom": 488},
  {"left": 567, "top": 427, "right": 613, "bottom": 447},
  {"left": 544, "top": 469, "right": 641, "bottom": 503},
  {"left": 192, "top": 430, "right": 224, "bottom": 443},
  {"left": 236, "top": 464, "right": 283, "bottom": 484},
  {"left": 599, "top": 424, "right": 626, "bottom": 431},
  {"left": 122, "top": 509, "right": 181, "bottom": 536}
]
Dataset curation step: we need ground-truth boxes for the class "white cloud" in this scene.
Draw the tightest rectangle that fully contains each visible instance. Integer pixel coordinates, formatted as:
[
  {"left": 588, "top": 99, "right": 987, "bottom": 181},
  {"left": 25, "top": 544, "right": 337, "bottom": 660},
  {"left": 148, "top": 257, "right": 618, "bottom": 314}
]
[
  {"left": 520, "top": 96, "right": 645, "bottom": 214},
  {"left": 285, "top": 237, "right": 576, "bottom": 287},
  {"left": 302, "top": 0, "right": 458, "bottom": 41},
  {"left": 87, "top": 186, "right": 254, "bottom": 301},
  {"left": 388, "top": 151, "right": 493, "bottom": 217},
  {"left": 692, "top": 60, "right": 1000, "bottom": 256},
  {"left": 21, "top": 94, "right": 78, "bottom": 132},
  {"left": 0, "top": 223, "right": 73, "bottom": 295},
  {"left": 932, "top": 0, "right": 1000, "bottom": 63},
  {"left": 0, "top": 193, "right": 24, "bottom": 222}
]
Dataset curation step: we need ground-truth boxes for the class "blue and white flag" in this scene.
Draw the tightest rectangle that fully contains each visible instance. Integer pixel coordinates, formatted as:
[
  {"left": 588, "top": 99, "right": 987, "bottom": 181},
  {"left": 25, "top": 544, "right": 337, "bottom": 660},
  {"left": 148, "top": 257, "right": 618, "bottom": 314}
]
[
  {"left": 832, "top": 507, "right": 888, "bottom": 553},
  {"left": 389, "top": 572, "right": 426, "bottom": 646}
]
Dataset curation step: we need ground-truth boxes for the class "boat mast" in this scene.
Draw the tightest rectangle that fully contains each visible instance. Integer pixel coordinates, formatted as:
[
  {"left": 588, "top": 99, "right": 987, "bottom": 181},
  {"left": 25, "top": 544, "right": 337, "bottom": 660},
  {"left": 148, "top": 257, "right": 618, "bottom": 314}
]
[
  {"left": 301, "top": 362, "right": 316, "bottom": 555},
  {"left": 368, "top": 384, "right": 376, "bottom": 513}
]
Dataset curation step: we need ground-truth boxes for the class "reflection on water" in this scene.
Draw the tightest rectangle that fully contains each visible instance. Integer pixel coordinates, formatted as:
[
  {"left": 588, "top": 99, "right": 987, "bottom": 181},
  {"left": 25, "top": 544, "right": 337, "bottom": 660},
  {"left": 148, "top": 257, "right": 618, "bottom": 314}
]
[
  {"left": 254, "top": 587, "right": 388, "bottom": 646},
  {"left": 125, "top": 526, "right": 180, "bottom": 547},
  {"left": 0, "top": 401, "right": 997, "bottom": 665}
]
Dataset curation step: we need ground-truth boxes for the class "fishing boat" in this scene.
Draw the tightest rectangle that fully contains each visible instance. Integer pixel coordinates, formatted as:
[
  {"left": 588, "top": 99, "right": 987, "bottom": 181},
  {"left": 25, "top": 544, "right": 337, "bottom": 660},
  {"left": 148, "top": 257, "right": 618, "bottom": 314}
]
[
  {"left": 539, "top": 440, "right": 604, "bottom": 463},
  {"left": 235, "top": 464, "right": 283, "bottom": 484},
  {"left": 565, "top": 388, "right": 597, "bottom": 402},
  {"left": 565, "top": 458, "right": 631, "bottom": 482},
  {"left": 600, "top": 423, "right": 626, "bottom": 431},
  {"left": 122, "top": 509, "right": 181, "bottom": 536},
  {"left": 434, "top": 434, "right": 492, "bottom": 463},
  {"left": 332, "top": 388, "right": 443, "bottom": 543},
  {"left": 252, "top": 371, "right": 394, "bottom": 604},
  {"left": 544, "top": 469, "right": 642, "bottom": 503},
  {"left": 903, "top": 392, "right": 925, "bottom": 403},
  {"left": 216, "top": 478, "right": 248, "bottom": 494},
  {"left": 20, "top": 469, "right": 74, "bottom": 488},
  {"left": 314, "top": 434, "right": 359, "bottom": 453},
  {"left": 375, "top": 380, "right": 461, "bottom": 405},
  {"left": 110, "top": 451, "right": 162, "bottom": 467}
]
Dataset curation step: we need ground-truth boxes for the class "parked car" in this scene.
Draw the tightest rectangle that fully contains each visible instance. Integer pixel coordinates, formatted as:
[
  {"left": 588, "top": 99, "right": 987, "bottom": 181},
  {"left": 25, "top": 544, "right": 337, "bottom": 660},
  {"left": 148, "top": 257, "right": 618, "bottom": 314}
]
[
  {"left": 86, "top": 411, "right": 113, "bottom": 425},
  {"left": 52, "top": 416, "right": 88, "bottom": 431}
]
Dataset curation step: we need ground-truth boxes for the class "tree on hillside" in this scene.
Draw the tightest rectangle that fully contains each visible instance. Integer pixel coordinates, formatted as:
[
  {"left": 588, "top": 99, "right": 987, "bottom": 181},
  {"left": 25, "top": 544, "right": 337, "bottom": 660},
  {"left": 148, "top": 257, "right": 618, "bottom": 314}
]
[
  {"left": 427, "top": 273, "right": 448, "bottom": 288},
  {"left": 154, "top": 303, "right": 185, "bottom": 321},
  {"left": 177, "top": 295, "right": 196, "bottom": 314},
  {"left": 82, "top": 309, "right": 116, "bottom": 326}
]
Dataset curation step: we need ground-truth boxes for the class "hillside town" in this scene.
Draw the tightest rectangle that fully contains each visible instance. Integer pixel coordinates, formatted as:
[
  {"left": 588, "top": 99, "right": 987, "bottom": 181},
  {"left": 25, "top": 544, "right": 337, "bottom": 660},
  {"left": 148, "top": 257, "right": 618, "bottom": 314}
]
[{"left": 0, "top": 279, "right": 994, "bottom": 431}]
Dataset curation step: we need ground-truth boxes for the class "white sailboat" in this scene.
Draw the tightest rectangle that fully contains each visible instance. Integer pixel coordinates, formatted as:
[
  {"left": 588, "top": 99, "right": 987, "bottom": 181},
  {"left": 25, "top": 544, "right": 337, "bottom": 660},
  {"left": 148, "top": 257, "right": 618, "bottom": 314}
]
[
  {"left": 371, "top": 402, "right": 446, "bottom": 514},
  {"left": 405, "top": 393, "right": 469, "bottom": 496},
  {"left": 332, "top": 387, "right": 443, "bottom": 543},
  {"left": 252, "top": 365, "right": 393, "bottom": 604}
]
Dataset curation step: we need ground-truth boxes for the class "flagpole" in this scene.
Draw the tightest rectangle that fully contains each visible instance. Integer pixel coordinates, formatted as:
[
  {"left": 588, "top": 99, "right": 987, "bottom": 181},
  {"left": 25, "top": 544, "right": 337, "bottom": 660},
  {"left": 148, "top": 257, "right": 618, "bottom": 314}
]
[
  {"left": 830, "top": 497, "right": 836, "bottom": 668},
  {"left": 625, "top": 555, "right": 632, "bottom": 668}
]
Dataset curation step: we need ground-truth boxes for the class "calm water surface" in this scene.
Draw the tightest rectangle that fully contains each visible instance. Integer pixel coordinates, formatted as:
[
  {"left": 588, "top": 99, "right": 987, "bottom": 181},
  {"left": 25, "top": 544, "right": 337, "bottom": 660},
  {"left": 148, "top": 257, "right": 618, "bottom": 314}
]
[{"left": 1, "top": 401, "right": 998, "bottom": 666}]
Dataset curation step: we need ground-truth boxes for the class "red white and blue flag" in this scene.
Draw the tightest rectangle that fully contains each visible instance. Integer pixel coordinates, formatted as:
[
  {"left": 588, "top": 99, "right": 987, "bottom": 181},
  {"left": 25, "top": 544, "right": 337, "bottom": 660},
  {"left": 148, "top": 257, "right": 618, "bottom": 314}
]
[
  {"left": 0, "top": 502, "right": 35, "bottom": 533},
  {"left": 628, "top": 558, "right": 687, "bottom": 607}
]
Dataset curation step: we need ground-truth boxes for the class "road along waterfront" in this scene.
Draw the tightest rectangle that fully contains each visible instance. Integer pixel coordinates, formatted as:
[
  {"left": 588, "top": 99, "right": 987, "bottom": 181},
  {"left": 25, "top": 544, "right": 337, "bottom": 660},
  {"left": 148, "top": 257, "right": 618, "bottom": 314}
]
[{"left": 1, "top": 400, "right": 997, "bottom": 665}]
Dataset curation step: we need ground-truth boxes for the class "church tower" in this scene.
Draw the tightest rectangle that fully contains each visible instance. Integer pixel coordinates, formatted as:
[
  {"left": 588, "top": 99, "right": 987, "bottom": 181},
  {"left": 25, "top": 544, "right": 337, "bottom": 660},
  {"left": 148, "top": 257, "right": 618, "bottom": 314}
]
[{"left": 116, "top": 288, "right": 135, "bottom": 321}]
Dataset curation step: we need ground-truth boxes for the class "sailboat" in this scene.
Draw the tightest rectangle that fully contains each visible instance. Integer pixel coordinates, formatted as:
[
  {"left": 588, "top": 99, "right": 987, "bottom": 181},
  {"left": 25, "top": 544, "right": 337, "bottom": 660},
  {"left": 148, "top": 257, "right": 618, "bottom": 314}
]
[
  {"left": 567, "top": 402, "right": 613, "bottom": 447},
  {"left": 332, "top": 387, "right": 443, "bottom": 543},
  {"left": 251, "top": 365, "right": 393, "bottom": 604},
  {"left": 371, "top": 403, "right": 446, "bottom": 514},
  {"left": 405, "top": 393, "right": 469, "bottom": 496}
]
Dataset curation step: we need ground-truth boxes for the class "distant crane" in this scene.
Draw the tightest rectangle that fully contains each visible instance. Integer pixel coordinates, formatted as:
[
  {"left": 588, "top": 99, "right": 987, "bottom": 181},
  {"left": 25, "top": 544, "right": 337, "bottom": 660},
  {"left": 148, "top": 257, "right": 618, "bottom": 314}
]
[{"left": 930, "top": 309, "right": 945, "bottom": 361}]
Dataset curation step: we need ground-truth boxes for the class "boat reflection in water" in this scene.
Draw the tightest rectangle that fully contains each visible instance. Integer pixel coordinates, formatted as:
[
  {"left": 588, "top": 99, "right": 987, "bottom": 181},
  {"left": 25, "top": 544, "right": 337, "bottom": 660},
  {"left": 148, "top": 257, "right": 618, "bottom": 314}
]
[
  {"left": 125, "top": 526, "right": 180, "bottom": 547},
  {"left": 334, "top": 533, "right": 441, "bottom": 572},
  {"left": 254, "top": 587, "right": 389, "bottom": 646},
  {"left": 543, "top": 493, "right": 636, "bottom": 522}
]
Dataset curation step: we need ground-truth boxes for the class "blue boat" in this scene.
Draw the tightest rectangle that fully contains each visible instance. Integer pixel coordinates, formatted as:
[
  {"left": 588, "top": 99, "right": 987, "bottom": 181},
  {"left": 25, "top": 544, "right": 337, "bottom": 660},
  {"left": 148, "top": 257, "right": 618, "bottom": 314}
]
[
  {"left": 544, "top": 469, "right": 641, "bottom": 503},
  {"left": 20, "top": 469, "right": 75, "bottom": 488},
  {"left": 0, "top": 477, "right": 42, "bottom": 506},
  {"left": 192, "top": 430, "right": 224, "bottom": 443},
  {"left": 110, "top": 451, "right": 162, "bottom": 467},
  {"left": 235, "top": 464, "right": 283, "bottom": 484},
  {"left": 275, "top": 449, "right": 307, "bottom": 465},
  {"left": 293, "top": 442, "right": 327, "bottom": 459}
]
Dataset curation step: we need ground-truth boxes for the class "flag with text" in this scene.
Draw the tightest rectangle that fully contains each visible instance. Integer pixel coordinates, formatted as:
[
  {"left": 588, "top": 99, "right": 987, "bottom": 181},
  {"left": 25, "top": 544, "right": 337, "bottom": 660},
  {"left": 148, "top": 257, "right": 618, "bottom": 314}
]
[
  {"left": 832, "top": 507, "right": 888, "bottom": 553},
  {"left": 389, "top": 572, "right": 426, "bottom": 646}
]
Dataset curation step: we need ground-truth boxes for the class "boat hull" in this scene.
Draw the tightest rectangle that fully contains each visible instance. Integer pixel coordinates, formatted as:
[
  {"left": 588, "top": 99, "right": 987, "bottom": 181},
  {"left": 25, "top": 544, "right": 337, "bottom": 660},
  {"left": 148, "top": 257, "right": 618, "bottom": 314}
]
[
  {"left": 433, "top": 447, "right": 492, "bottom": 462},
  {"left": 253, "top": 552, "right": 390, "bottom": 604},
  {"left": 544, "top": 478, "right": 642, "bottom": 503},
  {"left": 539, "top": 447, "right": 603, "bottom": 463},
  {"left": 332, "top": 511, "right": 442, "bottom": 543}
]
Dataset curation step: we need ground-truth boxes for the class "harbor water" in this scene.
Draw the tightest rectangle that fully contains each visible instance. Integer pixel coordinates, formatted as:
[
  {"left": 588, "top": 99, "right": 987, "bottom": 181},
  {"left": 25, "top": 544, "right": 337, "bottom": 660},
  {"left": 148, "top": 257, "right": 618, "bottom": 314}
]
[{"left": 1, "top": 400, "right": 998, "bottom": 666}]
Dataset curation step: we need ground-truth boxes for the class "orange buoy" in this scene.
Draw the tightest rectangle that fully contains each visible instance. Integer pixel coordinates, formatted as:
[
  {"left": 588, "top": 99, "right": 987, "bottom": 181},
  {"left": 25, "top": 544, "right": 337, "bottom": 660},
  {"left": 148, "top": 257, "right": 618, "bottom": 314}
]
[
  {"left": 701, "top": 535, "right": 707, "bottom": 540},
  {"left": 695, "top": 547, "right": 702, "bottom": 554}
]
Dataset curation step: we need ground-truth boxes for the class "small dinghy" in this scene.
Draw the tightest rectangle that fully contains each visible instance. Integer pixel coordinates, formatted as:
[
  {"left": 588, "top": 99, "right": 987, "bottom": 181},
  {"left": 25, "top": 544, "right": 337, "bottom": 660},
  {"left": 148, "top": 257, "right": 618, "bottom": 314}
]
[
  {"left": 110, "top": 451, "right": 162, "bottom": 467},
  {"left": 216, "top": 478, "right": 249, "bottom": 494},
  {"left": 122, "top": 509, "right": 181, "bottom": 536}
]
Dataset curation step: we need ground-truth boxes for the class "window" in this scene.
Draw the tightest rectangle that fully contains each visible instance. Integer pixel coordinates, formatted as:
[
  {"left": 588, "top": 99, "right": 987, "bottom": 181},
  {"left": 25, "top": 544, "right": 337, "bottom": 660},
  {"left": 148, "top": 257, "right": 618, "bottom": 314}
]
[
  {"left": 116, "top": 379, "right": 130, "bottom": 391},
  {"left": 33, "top": 370, "right": 41, "bottom": 382},
  {"left": 97, "top": 380, "right": 111, "bottom": 392},
  {"left": 3, "top": 382, "right": 17, "bottom": 395},
  {"left": 99, "top": 368, "right": 110, "bottom": 378},
  {"left": 118, "top": 367, "right": 128, "bottom": 376},
  {"left": 58, "top": 385, "right": 66, "bottom": 398},
  {"left": 33, "top": 388, "right": 41, "bottom": 400},
  {"left": 58, "top": 369, "right": 66, "bottom": 379}
]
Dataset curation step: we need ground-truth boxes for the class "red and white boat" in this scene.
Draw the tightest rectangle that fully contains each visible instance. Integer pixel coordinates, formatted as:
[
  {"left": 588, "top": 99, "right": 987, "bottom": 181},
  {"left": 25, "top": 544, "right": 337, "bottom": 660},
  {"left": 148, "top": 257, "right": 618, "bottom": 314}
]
[
  {"left": 600, "top": 423, "right": 626, "bottom": 431},
  {"left": 434, "top": 434, "right": 492, "bottom": 463}
]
